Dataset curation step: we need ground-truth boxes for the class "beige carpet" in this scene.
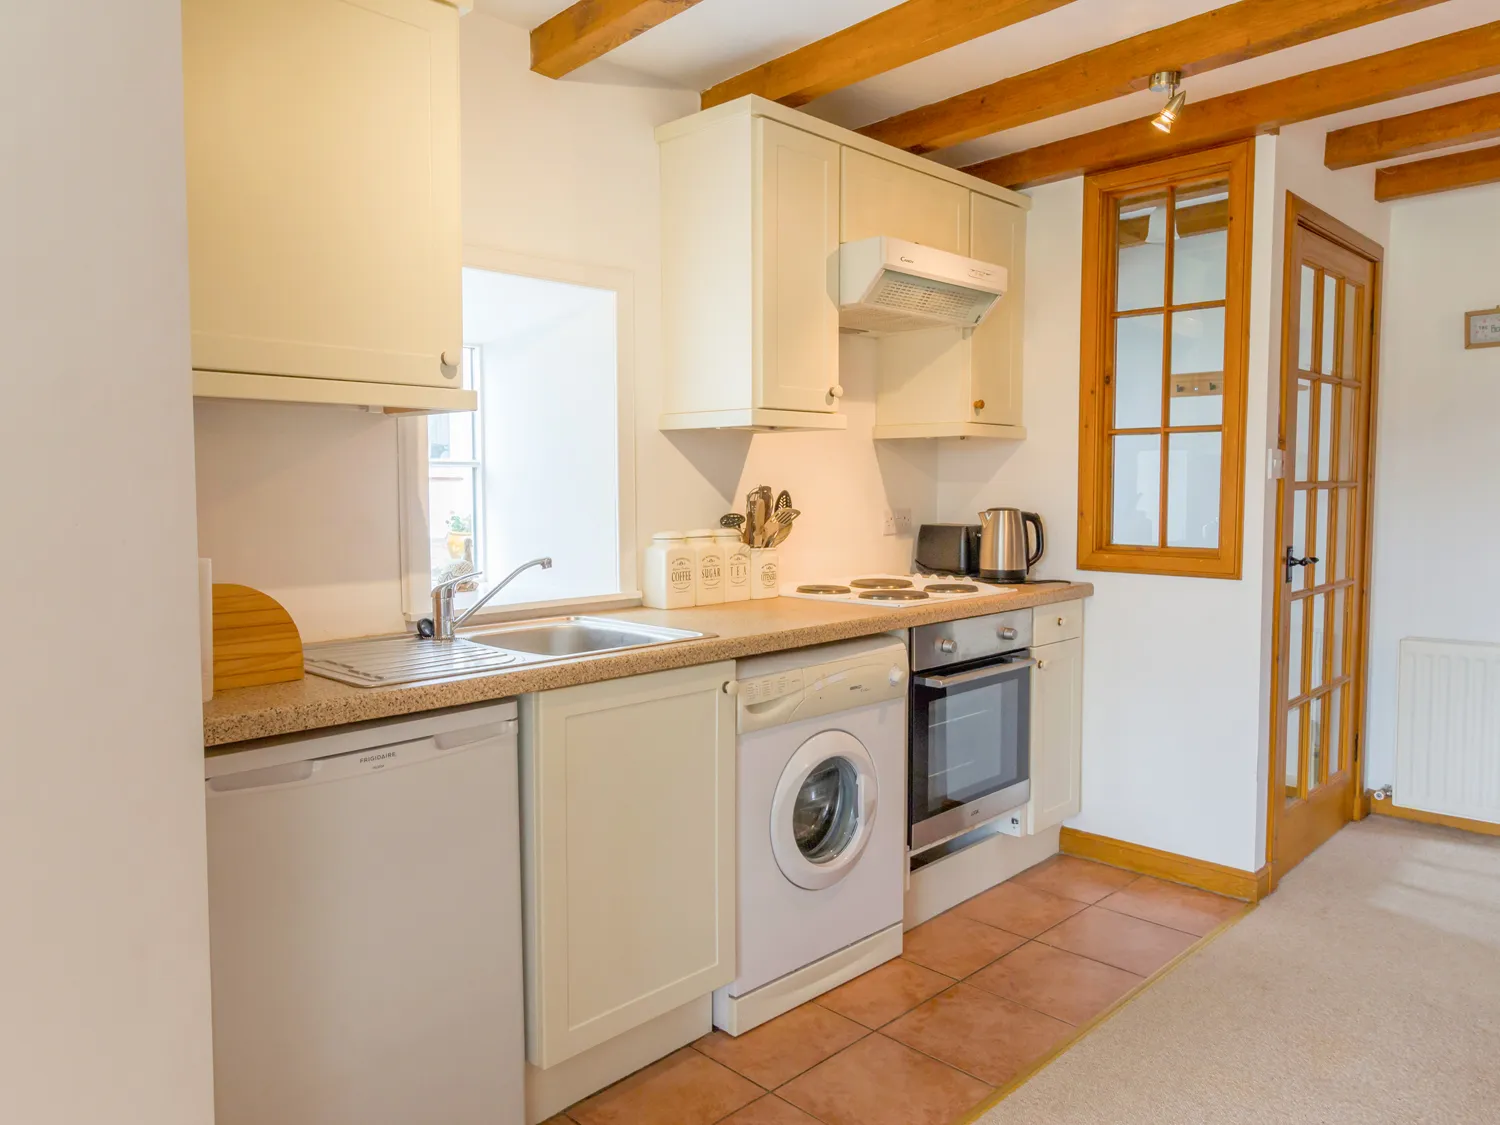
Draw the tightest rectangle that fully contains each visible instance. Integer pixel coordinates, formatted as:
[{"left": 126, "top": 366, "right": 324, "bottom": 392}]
[{"left": 976, "top": 817, "right": 1500, "bottom": 1124}]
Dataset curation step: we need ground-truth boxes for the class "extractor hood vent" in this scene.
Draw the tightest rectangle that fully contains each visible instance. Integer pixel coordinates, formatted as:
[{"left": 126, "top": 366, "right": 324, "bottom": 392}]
[{"left": 839, "top": 237, "right": 1007, "bottom": 334}]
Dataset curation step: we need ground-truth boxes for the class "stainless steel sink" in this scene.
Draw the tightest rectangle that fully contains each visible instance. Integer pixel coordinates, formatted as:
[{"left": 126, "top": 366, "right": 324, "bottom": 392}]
[
  {"left": 304, "top": 616, "right": 713, "bottom": 687},
  {"left": 464, "top": 616, "right": 710, "bottom": 658}
]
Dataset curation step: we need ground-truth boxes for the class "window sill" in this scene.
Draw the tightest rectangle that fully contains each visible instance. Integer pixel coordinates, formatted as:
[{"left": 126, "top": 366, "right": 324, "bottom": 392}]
[{"left": 404, "top": 591, "right": 645, "bottom": 628}]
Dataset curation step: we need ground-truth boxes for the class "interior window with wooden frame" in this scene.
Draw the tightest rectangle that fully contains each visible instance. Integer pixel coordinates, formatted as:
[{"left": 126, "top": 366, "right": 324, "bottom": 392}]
[{"left": 1078, "top": 141, "right": 1253, "bottom": 578}]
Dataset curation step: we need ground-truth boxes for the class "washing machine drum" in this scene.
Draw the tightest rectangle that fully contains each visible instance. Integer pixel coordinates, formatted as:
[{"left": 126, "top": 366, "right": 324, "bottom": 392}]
[{"left": 770, "top": 729, "right": 879, "bottom": 890}]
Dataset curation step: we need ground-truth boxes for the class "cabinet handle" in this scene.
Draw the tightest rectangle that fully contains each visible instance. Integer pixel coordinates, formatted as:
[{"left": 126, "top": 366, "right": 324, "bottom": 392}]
[
  {"left": 722, "top": 680, "right": 739, "bottom": 695},
  {"left": 1057, "top": 616, "right": 1066, "bottom": 626},
  {"left": 1037, "top": 659, "right": 1049, "bottom": 670},
  {"left": 441, "top": 350, "right": 459, "bottom": 369},
  {"left": 828, "top": 385, "right": 844, "bottom": 399},
  {"left": 973, "top": 399, "right": 985, "bottom": 411}
]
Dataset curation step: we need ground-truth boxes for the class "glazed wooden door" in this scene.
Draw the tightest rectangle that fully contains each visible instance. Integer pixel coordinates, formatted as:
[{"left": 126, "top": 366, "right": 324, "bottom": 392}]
[{"left": 1269, "top": 199, "right": 1380, "bottom": 882}]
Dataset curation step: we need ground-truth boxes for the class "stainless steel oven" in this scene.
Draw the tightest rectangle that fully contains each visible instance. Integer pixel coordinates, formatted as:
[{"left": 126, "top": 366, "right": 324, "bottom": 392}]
[{"left": 908, "top": 610, "right": 1032, "bottom": 852}]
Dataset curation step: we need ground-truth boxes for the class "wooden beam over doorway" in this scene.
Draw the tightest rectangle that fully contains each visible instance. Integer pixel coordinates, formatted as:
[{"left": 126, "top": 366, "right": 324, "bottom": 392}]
[
  {"left": 531, "top": 0, "right": 704, "bottom": 79},
  {"left": 1325, "top": 90, "right": 1500, "bottom": 169},
  {"left": 1374, "top": 144, "right": 1500, "bottom": 201}
]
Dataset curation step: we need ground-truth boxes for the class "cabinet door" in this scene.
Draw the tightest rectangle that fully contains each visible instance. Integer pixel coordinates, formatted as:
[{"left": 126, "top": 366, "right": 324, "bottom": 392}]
[
  {"left": 1027, "top": 637, "right": 1082, "bottom": 834},
  {"left": 183, "top": 0, "right": 461, "bottom": 389},
  {"left": 970, "top": 193, "right": 1026, "bottom": 426},
  {"left": 521, "top": 663, "right": 736, "bottom": 1069},
  {"left": 841, "top": 149, "right": 969, "bottom": 254},
  {"left": 754, "top": 119, "right": 841, "bottom": 414}
]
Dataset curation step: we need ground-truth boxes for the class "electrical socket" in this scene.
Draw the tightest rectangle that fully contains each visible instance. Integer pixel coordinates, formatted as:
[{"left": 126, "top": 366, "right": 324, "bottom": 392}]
[{"left": 882, "top": 508, "right": 913, "bottom": 536}]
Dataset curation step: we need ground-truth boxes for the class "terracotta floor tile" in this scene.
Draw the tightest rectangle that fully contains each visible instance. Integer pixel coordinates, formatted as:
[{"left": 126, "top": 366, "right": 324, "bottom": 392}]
[
  {"left": 1036, "top": 905, "right": 1198, "bottom": 976},
  {"left": 694, "top": 1003, "right": 867, "bottom": 1088},
  {"left": 952, "top": 880, "right": 1087, "bottom": 938},
  {"left": 777, "top": 1033, "right": 992, "bottom": 1125},
  {"left": 1096, "top": 875, "right": 1247, "bottom": 936},
  {"left": 816, "top": 958, "right": 952, "bottom": 1029},
  {"left": 719, "top": 1094, "right": 824, "bottom": 1124},
  {"left": 1008, "top": 855, "right": 1140, "bottom": 904},
  {"left": 541, "top": 1117, "right": 576, "bottom": 1125},
  {"left": 567, "top": 1047, "right": 760, "bottom": 1125},
  {"left": 883, "top": 983, "right": 1073, "bottom": 1087},
  {"left": 901, "top": 912, "right": 1027, "bottom": 979},
  {"left": 967, "top": 941, "right": 1143, "bottom": 1025}
]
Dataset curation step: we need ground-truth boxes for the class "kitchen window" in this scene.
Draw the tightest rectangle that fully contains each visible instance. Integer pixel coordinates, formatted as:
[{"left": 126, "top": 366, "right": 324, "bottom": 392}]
[
  {"left": 1077, "top": 141, "right": 1253, "bottom": 579},
  {"left": 400, "top": 253, "right": 637, "bottom": 620}
]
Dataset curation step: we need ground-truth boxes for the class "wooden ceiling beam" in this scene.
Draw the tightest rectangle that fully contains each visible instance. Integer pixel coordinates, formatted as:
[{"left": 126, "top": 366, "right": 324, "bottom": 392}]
[
  {"left": 531, "top": 0, "right": 704, "bottom": 80},
  {"left": 860, "top": 0, "right": 1451, "bottom": 155},
  {"left": 964, "top": 21, "right": 1500, "bottom": 189},
  {"left": 700, "top": 0, "right": 1076, "bottom": 110},
  {"left": 1325, "top": 90, "right": 1500, "bottom": 169},
  {"left": 1374, "top": 144, "right": 1500, "bottom": 201}
]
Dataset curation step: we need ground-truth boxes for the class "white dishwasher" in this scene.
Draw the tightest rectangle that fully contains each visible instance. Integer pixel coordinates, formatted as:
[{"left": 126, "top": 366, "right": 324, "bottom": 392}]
[{"left": 205, "top": 700, "right": 524, "bottom": 1125}]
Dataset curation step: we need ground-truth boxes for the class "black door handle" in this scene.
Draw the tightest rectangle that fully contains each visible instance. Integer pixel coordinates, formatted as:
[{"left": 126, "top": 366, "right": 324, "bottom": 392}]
[{"left": 1284, "top": 546, "right": 1320, "bottom": 583}]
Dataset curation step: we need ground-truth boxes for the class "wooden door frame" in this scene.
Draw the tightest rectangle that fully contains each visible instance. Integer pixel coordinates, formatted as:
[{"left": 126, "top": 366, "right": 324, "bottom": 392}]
[{"left": 1264, "top": 193, "right": 1384, "bottom": 891}]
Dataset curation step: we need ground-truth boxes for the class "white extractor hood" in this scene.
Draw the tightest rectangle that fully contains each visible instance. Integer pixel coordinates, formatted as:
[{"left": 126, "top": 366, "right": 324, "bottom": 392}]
[{"left": 838, "top": 236, "right": 1008, "bottom": 334}]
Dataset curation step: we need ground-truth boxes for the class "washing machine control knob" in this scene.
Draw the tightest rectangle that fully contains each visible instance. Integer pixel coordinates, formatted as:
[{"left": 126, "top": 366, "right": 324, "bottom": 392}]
[{"left": 937, "top": 638, "right": 958, "bottom": 655}]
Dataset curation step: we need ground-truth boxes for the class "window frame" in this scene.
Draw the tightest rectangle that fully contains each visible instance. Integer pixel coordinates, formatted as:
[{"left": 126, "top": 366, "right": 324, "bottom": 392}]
[
  {"left": 397, "top": 247, "right": 639, "bottom": 623},
  {"left": 1077, "top": 140, "right": 1254, "bottom": 580}
]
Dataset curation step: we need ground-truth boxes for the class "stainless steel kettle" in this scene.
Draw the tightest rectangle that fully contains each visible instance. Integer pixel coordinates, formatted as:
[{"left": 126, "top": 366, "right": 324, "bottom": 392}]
[{"left": 977, "top": 508, "right": 1045, "bottom": 582}]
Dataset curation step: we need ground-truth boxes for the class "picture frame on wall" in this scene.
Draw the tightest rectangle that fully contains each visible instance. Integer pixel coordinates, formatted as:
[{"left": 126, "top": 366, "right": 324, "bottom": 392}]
[{"left": 1465, "top": 307, "right": 1500, "bottom": 349}]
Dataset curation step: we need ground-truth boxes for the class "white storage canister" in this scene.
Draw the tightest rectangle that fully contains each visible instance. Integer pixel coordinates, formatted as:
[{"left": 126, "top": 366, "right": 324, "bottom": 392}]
[
  {"left": 642, "top": 532, "right": 696, "bottom": 609},
  {"left": 716, "top": 530, "right": 751, "bottom": 602},
  {"left": 686, "top": 529, "right": 726, "bottom": 605},
  {"left": 749, "top": 547, "right": 779, "bottom": 600}
]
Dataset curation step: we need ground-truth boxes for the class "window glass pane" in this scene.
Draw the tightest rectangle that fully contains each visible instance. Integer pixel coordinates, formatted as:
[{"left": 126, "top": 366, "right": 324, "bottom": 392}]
[
  {"left": 1172, "top": 181, "right": 1229, "bottom": 305},
  {"left": 1116, "top": 192, "right": 1167, "bottom": 312},
  {"left": 1343, "top": 282, "right": 1361, "bottom": 382},
  {"left": 1168, "top": 307, "right": 1226, "bottom": 425},
  {"left": 1286, "top": 704, "right": 1303, "bottom": 799},
  {"left": 1317, "top": 382, "right": 1334, "bottom": 481},
  {"left": 1321, "top": 272, "right": 1337, "bottom": 375},
  {"left": 1313, "top": 489, "right": 1329, "bottom": 587},
  {"left": 1114, "top": 314, "right": 1163, "bottom": 428},
  {"left": 1165, "top": 431, "right": 1221, "bottom": 548},
  {"left": 1298, "top": 266, "right": 1315, "bottom": 371},
  {"left": 1294, "top": 379, "right": 1311, "bottom": 481},
  {"left": 1111, "top": 434, "right": 1161, "bottom": 546},
  {"left": 1308, "top": 592, "right": 1326, "bottom": 692},
  {"left": 429, "top": 465, "right": 479, "bottom": 587},
  {"left": 1286, "top": 597, "right": 1304, "bottom": 700}
]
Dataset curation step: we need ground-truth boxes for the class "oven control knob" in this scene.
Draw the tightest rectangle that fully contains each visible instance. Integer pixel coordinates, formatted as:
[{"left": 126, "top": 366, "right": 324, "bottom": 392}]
[
  {"left": 998, "top": 626, "right": 1018, "bottom": 641},
  {"left": 937, "top": 639, "right": 958, "bottom": 655}
]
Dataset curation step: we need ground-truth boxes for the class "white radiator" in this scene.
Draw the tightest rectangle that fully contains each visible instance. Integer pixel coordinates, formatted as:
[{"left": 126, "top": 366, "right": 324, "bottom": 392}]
[{"left": 1395, "top": 638, "right": 1500, "bottom": 825}]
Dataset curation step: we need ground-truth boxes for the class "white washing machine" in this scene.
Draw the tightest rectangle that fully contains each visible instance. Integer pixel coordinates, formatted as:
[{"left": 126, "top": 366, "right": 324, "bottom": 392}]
[{"left": 714, "top": 634, "right": 909, "bottom": 1035}]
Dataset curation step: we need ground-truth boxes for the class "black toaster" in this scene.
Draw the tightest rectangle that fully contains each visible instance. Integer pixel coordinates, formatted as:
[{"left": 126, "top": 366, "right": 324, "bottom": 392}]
[{"left": 914, "top": 523, "right": 981, "bottom": 576}]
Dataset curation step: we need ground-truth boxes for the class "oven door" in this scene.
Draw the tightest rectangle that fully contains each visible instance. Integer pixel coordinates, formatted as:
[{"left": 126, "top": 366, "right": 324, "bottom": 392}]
[{"left": 909, "top": 657, "right": 1033, "bottom": 851}]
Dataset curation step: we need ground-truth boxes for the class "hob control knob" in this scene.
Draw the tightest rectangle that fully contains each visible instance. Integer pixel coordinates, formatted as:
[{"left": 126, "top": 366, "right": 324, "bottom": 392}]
[
  {"left": 937, "top": 638, "right": 958, "bottom": 654},
  {"left": 998, "top": 626, "right": 1018, "bottom": 640}
]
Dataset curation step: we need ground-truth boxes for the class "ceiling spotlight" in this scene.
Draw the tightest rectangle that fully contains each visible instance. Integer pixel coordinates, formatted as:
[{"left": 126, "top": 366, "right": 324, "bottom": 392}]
[{"left": 1150, "top": 69, "right": 1186, "bottom": 133}]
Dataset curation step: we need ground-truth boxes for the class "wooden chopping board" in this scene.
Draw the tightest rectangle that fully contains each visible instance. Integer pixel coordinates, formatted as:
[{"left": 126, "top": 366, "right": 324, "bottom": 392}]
[{"left": 212, "top": 584, "right": 304, "bottom": 691}]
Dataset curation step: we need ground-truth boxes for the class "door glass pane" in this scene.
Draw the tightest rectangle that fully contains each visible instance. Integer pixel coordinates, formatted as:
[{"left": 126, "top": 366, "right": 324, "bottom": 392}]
[
  {"left": 1327, "top": 686, "right": 1344, "bottom": 776},
  {"left": 1287, "top": 597, "right": 1304, "bottom": 700},
  {"left": 1330, "top": 586, "right": 1347, "bottom": 679},
  {"left": 794, "top": 758, "right": 860, "bottom": 863},
  {"left": 1317, "top": 382, "right": 1334, "bottom": 481},
  {"left": 1117, "top": 192, "right": 1167, "bottom": 312},
  {"left": 1168, "top": 307, "right": 1226, "bottom": 426},
  {"left": 1172, "top": 181, "right": 1229, "bottom": 304},
  {"left": 1343, "top": 282, "right": 1361, "bottom": 382},
  {"left": 1114, "top": 314, "right": 1164, "bottom": 428},
  {"left": 1310, "top": 693, "right": 1326, "bottom": 784},
  {"left": 1321, "top": 272, "right": 1338, "bottom": 375},
  {"left": 1111, "top": 434, "right": 1161, "bottom": 546},
  {"left": 1298, "top": 266, "right": 1316, "bottom": 371},
  {"left": 1336, "top": 389, "right": 1358, "bottom": 480},
  {"left": 1313, "top": 489, "right": 1330, "bottom": 587},
  {"left": 1308, "top": 592, "right": 1326, "bottom": 692},
  {"left": 1286, "top": 704, "right": 1304, "bottom": 799},
  {"left": 1165, "top": 431, "right": 1221, "bottom": 548},
  {"left": 1291, "top": 489, "right": 1307, "bottom": 579},
  {"left": 1336, "top": 489, "right": 1354, "bottom": 579},
  {"left": 1294, "top": 379, "right": 1312, "bottom": 481}
]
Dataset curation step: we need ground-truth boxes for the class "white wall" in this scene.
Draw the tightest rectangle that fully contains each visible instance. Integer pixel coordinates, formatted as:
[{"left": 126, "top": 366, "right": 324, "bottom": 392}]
[
  {"left": 0, "top": 4, "right": 215, "bottom": 1123},
  {"left": 196, "top": 10, "right": 938, "bottom": 640},
  {"left": 1364, "top": 183, "right": 1500, "bottom": 789}
]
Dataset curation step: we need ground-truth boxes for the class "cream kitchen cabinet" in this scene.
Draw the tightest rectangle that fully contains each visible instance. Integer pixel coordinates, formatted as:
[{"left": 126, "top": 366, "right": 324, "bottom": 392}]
[
  {"left": 658, "top": 113, "right": 846, "bottom": 431},
  {"left": 1026, "top": 604, "right": 1084, "bottom": 835},
  {"left": 871, "top": 190, "right": 1027, "bottom": 440},
  {"left": 183, "top": 0, "right": 472, "bottom": 414},
  {"left": 519, "top": 663, "right": 737, "bottom": 1069},
  {"left": 841, "top": 148, "right": 970, "bottom": 254}
]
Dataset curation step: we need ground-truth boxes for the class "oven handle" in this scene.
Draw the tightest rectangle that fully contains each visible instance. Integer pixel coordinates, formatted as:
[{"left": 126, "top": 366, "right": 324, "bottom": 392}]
[{"left": 915, "top": 658, "right": 1036, "bottom": 691}]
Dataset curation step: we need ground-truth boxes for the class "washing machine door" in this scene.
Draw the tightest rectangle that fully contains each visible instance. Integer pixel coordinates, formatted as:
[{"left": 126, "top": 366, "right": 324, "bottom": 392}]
[{"left": 770, "top": 729, "right": 879, "bottom": 891}]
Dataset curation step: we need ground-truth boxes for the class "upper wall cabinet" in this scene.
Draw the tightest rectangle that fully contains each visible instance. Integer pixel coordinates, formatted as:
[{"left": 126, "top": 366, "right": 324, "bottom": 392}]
[
  {"left": 182, "top": 0, "right": 473, "bottom": 414},
  {"left": 656, "top": 97, "right": 1028, "bottom": 437},
  {"left": 842, "top": 149, "right": 969, "bottom": 255}
]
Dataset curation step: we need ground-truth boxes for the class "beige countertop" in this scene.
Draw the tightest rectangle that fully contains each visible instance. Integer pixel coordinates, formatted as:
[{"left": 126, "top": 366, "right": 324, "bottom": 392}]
[{"left": 204, "top": 582, "right": 1092, "bottom": 748}]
